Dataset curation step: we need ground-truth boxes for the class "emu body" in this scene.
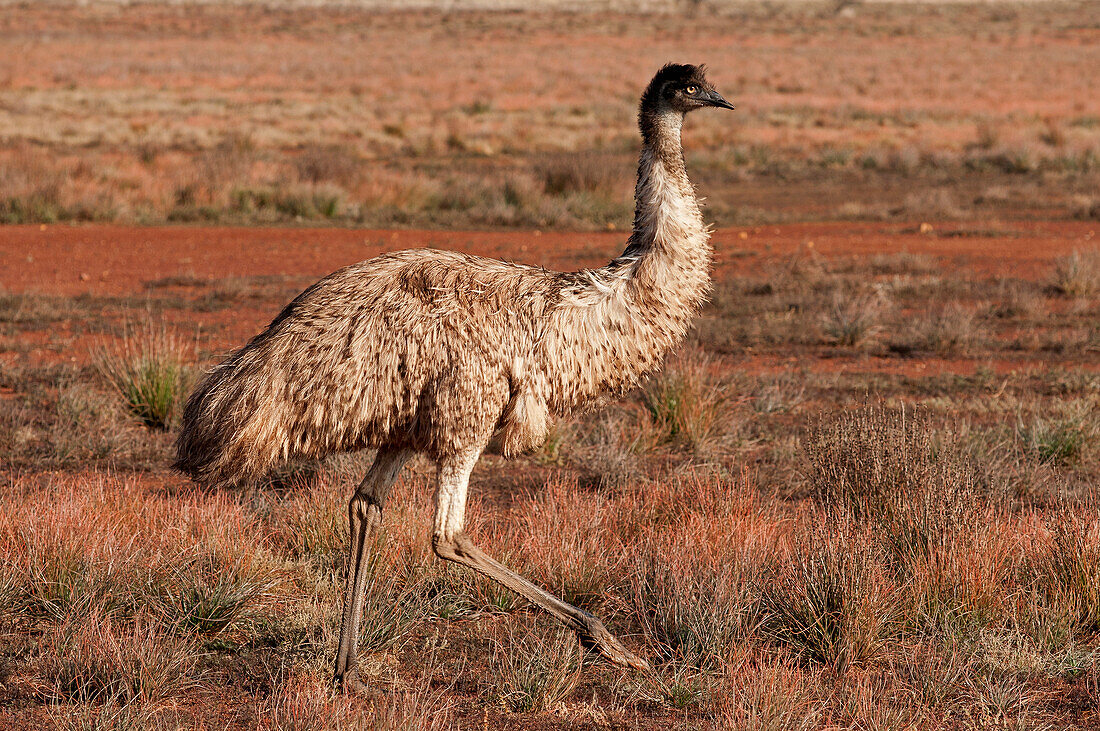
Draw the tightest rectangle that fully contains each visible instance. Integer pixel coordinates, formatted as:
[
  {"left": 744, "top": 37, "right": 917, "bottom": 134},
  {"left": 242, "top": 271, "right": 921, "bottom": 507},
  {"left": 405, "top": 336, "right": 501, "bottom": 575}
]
[{"left": 175, "top": 64, "right": 734, "bottom": 690}]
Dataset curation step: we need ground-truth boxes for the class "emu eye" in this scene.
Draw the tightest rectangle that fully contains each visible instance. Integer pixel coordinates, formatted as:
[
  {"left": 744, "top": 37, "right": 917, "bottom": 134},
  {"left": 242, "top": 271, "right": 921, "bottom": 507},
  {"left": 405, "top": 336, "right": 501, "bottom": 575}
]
[{"left": 685, "top": 85, "right": 698, "bottom": 95}]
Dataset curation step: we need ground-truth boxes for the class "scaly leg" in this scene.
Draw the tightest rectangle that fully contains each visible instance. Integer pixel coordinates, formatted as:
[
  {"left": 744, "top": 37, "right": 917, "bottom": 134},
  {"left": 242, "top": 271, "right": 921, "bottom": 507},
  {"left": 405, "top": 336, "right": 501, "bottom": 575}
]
[
  {"left": 430, "top": 449, "right": 650, "bottom": 672},
  {"left": 334, "top": 447, "right": 414, "bottom": 693}
]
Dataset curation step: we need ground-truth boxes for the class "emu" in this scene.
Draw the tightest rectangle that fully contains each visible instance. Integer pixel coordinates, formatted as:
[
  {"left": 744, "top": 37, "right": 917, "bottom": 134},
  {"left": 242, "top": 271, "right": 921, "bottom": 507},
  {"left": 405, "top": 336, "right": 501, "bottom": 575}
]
[{"left": 175, "top": 63, "right": 734, "bottom": 691}]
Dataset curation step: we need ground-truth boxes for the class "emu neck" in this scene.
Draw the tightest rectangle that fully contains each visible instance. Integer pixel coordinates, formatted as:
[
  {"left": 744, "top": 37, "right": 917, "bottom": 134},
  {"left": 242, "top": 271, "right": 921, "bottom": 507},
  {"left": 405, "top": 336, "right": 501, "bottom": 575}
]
[
  {"left": 538, "top": 108, "right": 713, "bottom": 414},
  {"left": 619, "top": 109, "right": 712, "bottom": 322},
  {"left": 629, "top": 111, "right": 707, "bottom": 259}
]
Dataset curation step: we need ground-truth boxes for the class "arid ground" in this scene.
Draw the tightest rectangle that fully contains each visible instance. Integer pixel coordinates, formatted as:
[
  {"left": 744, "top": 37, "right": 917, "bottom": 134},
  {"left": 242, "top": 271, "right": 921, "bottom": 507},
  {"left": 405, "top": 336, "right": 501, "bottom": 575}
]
[{"left": 2, "top": 2, "right": 1100, "bottom": 730}]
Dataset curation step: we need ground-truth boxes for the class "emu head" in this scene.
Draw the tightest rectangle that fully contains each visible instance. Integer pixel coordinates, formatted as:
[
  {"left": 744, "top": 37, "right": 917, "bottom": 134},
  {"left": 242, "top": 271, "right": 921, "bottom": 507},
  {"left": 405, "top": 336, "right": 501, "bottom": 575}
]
[{"left": 640, "top": 63, "right": 735, "bottom": 119}]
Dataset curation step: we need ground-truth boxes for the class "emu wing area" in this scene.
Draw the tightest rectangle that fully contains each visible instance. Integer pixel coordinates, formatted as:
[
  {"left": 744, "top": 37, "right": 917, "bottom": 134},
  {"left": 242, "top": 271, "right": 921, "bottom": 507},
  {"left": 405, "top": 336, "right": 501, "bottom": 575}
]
[{"left": 175, "top": 249, "right": 557, "bottom": 485}]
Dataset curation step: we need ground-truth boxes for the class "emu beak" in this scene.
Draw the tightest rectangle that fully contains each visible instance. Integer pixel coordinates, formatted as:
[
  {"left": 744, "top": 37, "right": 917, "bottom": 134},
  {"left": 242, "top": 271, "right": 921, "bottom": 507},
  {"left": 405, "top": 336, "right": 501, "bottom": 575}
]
[{"left": 706, "top": 90, "right": 735, "bottom": 110}]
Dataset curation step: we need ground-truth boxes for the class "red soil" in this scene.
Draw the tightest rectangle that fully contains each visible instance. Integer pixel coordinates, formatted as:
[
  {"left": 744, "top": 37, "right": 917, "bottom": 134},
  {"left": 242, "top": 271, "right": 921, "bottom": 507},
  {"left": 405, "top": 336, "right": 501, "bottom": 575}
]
[
  {"left": 4, "top": 222, "right": 1098, "bottom": 379},
  {"left": 4, "top": 221, "right": 1097, "bottom": 297}
]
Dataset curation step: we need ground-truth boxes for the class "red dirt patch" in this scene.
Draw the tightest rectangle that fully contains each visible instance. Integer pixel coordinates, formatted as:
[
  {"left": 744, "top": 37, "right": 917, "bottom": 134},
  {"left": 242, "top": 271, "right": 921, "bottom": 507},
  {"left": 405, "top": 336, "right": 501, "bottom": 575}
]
[{"left": 4, "top": 221, "right": 1097, "bottom": 297}]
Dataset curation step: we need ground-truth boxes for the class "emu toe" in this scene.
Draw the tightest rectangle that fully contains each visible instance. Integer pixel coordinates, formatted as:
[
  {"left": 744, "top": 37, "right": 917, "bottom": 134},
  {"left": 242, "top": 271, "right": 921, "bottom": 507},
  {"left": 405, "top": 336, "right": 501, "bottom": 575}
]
[
  {"left": 335, "top": 668, "right": 379, "bottom": 698},
  {"left": 580, "top": 621, "right": 651, "bottom": 673}
]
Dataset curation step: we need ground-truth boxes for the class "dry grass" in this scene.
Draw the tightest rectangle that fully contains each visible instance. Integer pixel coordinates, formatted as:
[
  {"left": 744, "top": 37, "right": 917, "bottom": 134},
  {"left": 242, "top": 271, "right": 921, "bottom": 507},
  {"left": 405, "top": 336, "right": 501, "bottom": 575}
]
[
  {"left": 489, "top": 625, "right": 582, "bottom": 713},
  {"left": 2, "top": 224, "right": 1100, "bottom": 726},
  {"left": 0, "top": 437, "right": 1097, "bottom": 727},
  {"left": 760, "top": 531, "right": 894, "bottom": 673},
  {"left": 38, "top": 613, "right": 199, "bottom": 706},
  {"left": 1, "top": 5, "right": 1098, "bottom": 227},
  {"left": 1051, "top": 250, "right": 1100, "bottom": 298},
  {"left": 821, "top": 289, "right": 886, "bottom": 348},
  {"left": 642, "top": 350, "right": 736, "bottom": 457}
]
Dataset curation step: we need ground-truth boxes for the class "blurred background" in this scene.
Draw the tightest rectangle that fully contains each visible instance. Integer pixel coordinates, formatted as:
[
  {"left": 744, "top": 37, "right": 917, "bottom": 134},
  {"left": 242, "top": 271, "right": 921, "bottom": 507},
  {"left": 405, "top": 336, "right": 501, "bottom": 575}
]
[{"left": 2, "top": 1, "right": 1098, "bottom": 230}]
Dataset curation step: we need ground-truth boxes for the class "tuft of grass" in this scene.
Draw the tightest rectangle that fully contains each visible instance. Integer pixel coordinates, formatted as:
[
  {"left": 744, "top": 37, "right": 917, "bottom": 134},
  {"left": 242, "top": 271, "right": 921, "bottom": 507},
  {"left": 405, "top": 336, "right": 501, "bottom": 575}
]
[
  {"left": 488, "top": 625, "right": 581, "bottom": 713},
  {"left": 94, "top": 324, "right": 191, "bottom": 430},
  {"left": 47, "top": 700, "right": 160, "bottom": 731},
  {"left": 632, "top": 559, "right": 757, "bottom": 672},
  {"left": 1051, "top": 249, "right": 1100, "bottom": 297},
  {"left": 263, "top": 665, "right": 456, "bottom": 731},
  {"left": 39, "top": 613, "right": 198, "bottom": 706},
  {"left": 751, "top": 371, "right": 807, "bottom": 415},
  {"left": 348, "top": 556, "right": 425, "bottom": 656},
  {"left": 760, "top": 532, "right": 894, "bottom": 672},
  {"left": 1019, "top": 414, "right": 1090, "bottom": 467},
  {"left": 571, "top": 405, "right": 652, "bottom": 488},
  {"left": 154, "top": 551, "right": 280, "bottom": 636},
  {"left": 919, "top": 303, "right": 979, "bottom": 355},
  {"left": 642, "top": 350, "right": 733, "bottom": 456},
  {"left": 713, "top": 658, "right": 825, "bottom": 730},
  {"left": 1023, "top": 511, "right": 1100, "bottom": 640}
]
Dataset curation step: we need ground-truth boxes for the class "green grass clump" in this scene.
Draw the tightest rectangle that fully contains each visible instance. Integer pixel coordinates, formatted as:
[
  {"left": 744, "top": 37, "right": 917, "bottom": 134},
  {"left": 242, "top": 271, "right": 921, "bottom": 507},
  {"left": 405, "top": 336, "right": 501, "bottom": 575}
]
[{"left": 94, "top": 324, "right": 191, "bottom": 430}]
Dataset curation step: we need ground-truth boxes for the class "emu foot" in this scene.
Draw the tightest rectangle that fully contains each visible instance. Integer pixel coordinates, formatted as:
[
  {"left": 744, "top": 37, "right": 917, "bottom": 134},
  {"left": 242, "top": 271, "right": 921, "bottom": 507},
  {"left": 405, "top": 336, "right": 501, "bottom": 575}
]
[
  {"left": 579, "top": 620, "right": 650, "bottom": 673},
  {"left": 334, "top": 668, "right": 381, "bottom": 698}
]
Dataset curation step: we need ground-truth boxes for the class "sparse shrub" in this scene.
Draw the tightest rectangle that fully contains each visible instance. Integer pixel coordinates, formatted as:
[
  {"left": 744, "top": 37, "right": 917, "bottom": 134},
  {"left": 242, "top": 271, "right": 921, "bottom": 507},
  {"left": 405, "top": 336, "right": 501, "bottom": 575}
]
[
  {"left": 902, "top": 188, "right": 962, "bottom": 219},
  {"left": 200, "top": 132, "right": 257, "bottom": 189},
  {"left": 0, "top": 144, "right": 68, "bottom": 223},
  {"left": 1051, "top": 249, "right": 1100, "bottom": 297},
  {"left": 0, "top": 189, "right": 66, "bottom": 224},
  {"left": 295, "top": 143, "right": 359, "bottom": 185},
  {"left": 489, "top": 625, "right": 581, "bottom": 713},
  {"left": 1073, "top": 195, "right": 1100, "bottom": 221},
  {"left": 821, "top": 289, "right": 885, "bottom": 348},
  {"left": 752, "top": 371, "right": 807, "bottom": 414},
  {"left": 918, "top": 303, "right": 979, "bottom": 355},
  {"left": 989, "top": 278, "right": 1042, "bottom": 319},
  {"left": 805, "top": 407, "right": 978, "bottom": 567},
  {"left": 867, "top": 251, "right": 936, "bottom": 276},
  {"left": 94, "top": 324, "right": 191, "bottom": 430}
]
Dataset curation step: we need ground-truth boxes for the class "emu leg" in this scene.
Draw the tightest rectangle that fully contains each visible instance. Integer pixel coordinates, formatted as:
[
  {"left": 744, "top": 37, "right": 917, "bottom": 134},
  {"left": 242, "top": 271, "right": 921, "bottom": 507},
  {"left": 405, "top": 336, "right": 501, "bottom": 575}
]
[
  {"left": 334, "top": 447, "right": 413, "bottom": 693},
  {"left": 431, "top": 450, "right": 650, "bottom": 672}
]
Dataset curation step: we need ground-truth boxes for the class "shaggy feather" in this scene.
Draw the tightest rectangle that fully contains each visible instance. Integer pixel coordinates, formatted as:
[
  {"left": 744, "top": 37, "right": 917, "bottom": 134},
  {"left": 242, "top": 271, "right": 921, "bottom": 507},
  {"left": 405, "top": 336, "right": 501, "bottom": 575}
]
[{"left": 175, "top": 63, "right": 719, "bottom": 485}]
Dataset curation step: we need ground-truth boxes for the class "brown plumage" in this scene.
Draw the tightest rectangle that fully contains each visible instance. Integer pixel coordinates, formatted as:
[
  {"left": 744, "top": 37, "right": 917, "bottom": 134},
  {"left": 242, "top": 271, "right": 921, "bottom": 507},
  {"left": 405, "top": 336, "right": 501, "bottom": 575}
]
[{"left": 175, "top": 63, "right": 735, "bottom": 691}]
